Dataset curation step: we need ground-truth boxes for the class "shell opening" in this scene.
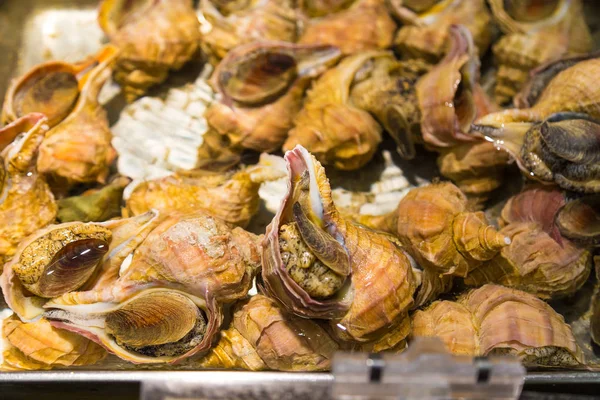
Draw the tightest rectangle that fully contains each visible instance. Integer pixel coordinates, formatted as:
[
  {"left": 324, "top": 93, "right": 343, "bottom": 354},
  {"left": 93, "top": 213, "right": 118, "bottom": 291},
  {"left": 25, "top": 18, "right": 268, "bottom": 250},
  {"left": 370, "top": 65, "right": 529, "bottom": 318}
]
[{"left": 104, "top": 291, "right": 207, "bottom": 358}]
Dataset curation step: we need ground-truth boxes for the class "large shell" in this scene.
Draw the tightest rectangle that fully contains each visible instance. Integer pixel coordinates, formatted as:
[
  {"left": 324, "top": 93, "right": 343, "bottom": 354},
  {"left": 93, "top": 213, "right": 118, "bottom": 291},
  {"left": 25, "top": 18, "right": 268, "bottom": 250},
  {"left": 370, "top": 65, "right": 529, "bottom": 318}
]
[
  {"left": 126, "top": 154, "right": 286, "bottom": 227},
  {"left": 392, "top": 182, "right": 509, "bottom": 277},
  {"left": 489, "top": 0, "right": 592, "bottom": 104},
  {"left": 0, "top": 211, "right": 161, "bottom": 321},
  {"left": 0, "top": 114, "right": 57, "bottom": 266},
  {"left": 298, "top": 0, "right": 396, "bottom": 55},
  {"left": 415, "top": 25, "right": 481, "bottom": 149},
  {"left": 47, "top": 212, "right": 259, "bottom": 308},
  {"left": 98, "top": 0, "right": 201, "bottom": 101},
  {"left": 203, "top": 42, "right": 341, "bottom": 154},
  {"left": 203, "top": 295, "right": 339, "bottom": 371},
  {"left": 2, "top": 315, "right": 106, "bottom": 370},
  {"left": 44, "top": 288, "right": 221, "bottom": 364},
  {"left": 474, "top": 56, "right": 600, "bottom": 128},
  {"left": 35, "top": 47, "right": 118, "bottom": 189},
  {"left": 200, "top": 0, "right": 299, "bottom": 63},
  {"left": 413, "top": 284, "right": 584, "bottom": 367},
  {"left": 437, "top": 140, "right": 509, "bottom": 210},
  {"left": 349, "top": 57, "right": 431, "bottom": 159},
  {"left": 465, "top": 187, "right": 591, "bottom": 299},
  {"left": 283, "top": 52, "right": 388, "bottom": 170},
  {"left": 262, "top": 146, "right": 416, "bottom": 348},
  {"left": 392, "top": 0, "right": 492, "bottom": 62}
]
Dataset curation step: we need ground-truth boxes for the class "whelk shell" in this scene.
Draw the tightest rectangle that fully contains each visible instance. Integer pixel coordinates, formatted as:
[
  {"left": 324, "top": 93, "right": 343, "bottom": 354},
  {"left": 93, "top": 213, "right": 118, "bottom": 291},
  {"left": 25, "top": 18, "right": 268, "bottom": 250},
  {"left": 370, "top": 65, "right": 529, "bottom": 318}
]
[
  {"left": 1, "top": 211, "right": 161, "bottom": 321},
  {"left": 2, "top": 315, "right": 106, "bottom": 370},
  {"left": 556, "top": 194, "right": 600, "bottom": 246},
  {"left": 262, "top": 146, "right": 416, "bottom": 348},
  {"left": 35, "top": 46, "right": 118, "bottom": 189},
  {"left": 201, "top": 295, "right": 338, "bottom": 371},
  {"left": 0, "top": 114, "right": 56, "bottom": 266},
  {"left": 126, "top": 153, "right": 287, "bottom": 227},
  {"left": 392, "top": 0, "right": 492, "bottom": 62},
  {"left": 200, "top": 0, "right": 299, "bottom": 63},
  {"left": 98, "top": 0, "right": 201, "bottom": 101},
  {"left": 45, "top": 288, "right": 221, "bottom": 364},
  {"left": 298, "top": 0, "right": 396, "bottom": 55},
  {"left": 283, "top": 51, "right": 388, "bottom": 170},
  {"left": 489, "top": 0, "right": 592, "bottom": 104},
  {"left": 413, "top": 284, "right": 584, "bottom": 367},
  {"left": 465, "top": 186, "right": 591, "bottom": 299},
  {"left": 204, "top": 42, "right": 341, "bottom": 154}
]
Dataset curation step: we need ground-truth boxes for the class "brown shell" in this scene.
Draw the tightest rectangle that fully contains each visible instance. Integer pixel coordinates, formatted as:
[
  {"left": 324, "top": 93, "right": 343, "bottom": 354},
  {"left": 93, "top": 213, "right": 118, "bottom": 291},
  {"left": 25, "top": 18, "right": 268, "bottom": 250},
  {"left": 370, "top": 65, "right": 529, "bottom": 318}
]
[
  {"left": 231, "top": 295, "right": 339, "bottom": 371},
  {"left": 0, "top": 114, "right": 57, "bottom": 266},
  {"left": 201, "top": 0, "right": 299, "bottom": 63},
  {"left": 283, "top": 52, "right": 387, "bottom": 170},
  {"left": 392, "top": 0, "right": 492, "bottom": 62},
  {"left": 394, "top": 182, "right": 508, "bottom": 277},
  {"left": 35, "top": 47, "right": 118, "bottom": 188},
  {"left": 414, "top": 285, "right": 584, "bottom": 366},
  {"left": 114, "top": 212, "right": 261, "bottom": 303},
  {"left": 298, "top": 0, "right": 396, "bottom": 55},
  {"left": 488, "top": 0, "right": 592, "bottom": 104},
  {"left": 415, "top": 25, "right": 480, "bottom": 148},
  {"left": 198, "top": 327, "right": 267, "bottom": 371},
  {"left": 98, "top": 0, "right": 201, "bottom": 101},
  {"left": 465, "top": 187, "right": 591, "bottom": 299},
  {"left": 204, "top": 42, "right": 341, "bottom": 153},
  {"left": 556, "top": 194, "right": 600, "bottom": 246},
  {"left": 2, "top": 315, "right": 106, "bottom": 369},
  {"left": 126, "top": 155, "right": 286, "bottom": 227},
  {"left": 261, "top": 146, "right": 416, "bottom": 347}
]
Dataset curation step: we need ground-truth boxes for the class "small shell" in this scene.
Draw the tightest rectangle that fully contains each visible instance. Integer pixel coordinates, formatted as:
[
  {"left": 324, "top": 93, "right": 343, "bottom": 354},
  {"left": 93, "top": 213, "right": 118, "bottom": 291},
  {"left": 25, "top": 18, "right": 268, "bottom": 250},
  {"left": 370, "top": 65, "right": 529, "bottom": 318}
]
[
  {"left": 488, "top": 0, "right": 592, "bottom": 104},
  {"left": 415, "top": 25, "right": 480, "bottom": 148},
  {"left": 262, "top": 146, "right": 416, "bottom": 347},
  {"left": 412, "top": 300, "right": 478, "bottom": 356},
  {"left": 299, "top": 0, "right": 354, "bottom": 17},
  {"left": 437, "top": 140, "right": 509, "bottom": 210},
  {"left": 394, "top": 182, "right": 509, "bottom": 277},
  {"left": 230, "top": 295, "right": 339, "bottom": 371},
  {"left": 198, "top": 327, "right": 267, "bottom": 371},
  {"left": 126, "top": 154, "right": 286, "bottom": 227},
  {"left": 414, "top": 284, "right": 584, "bottom": 367},
  {"left": 0, "top": 114, "right": 57, "bottom": 266},
  {"left": 283, "top": 51, "right": 388, "bottom": 170},
  {"left": 556, "top": 194, "right": 600, "bottom": 246},
  {"left": 44, "top": 288, "right": 221, "bottom": 364},
  {"left": 298, "top": 0, "right": 396, "bottom": 55},
  {"left": 200, "top": 0, "right": 299, "bottom": 63},
  {"left": 465, "top": 187, "right": 591, "bottom": 299},
  {"left": 98, "top": 0, "right": 201, "bottom": 101},
  {"left": 2, "top": 315, "right": 106, "bottom": 369},
  {"left": 392, "top": 0, "right": 492, "bottom": 62},
  {"left": 204, "top": 42, "right": 341, "bottom": 153}
]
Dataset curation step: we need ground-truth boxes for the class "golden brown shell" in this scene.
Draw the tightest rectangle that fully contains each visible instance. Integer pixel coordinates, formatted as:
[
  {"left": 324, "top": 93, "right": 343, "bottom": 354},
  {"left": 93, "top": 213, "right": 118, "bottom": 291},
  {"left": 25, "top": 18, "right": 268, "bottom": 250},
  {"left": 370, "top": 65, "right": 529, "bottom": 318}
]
[
  {"left": 98, "top": 0, "right": 201, "bottom": 101},
  {"left": 2, "top": 315, "right": 106, "bottom": 370},
  {"left": 413, "top": 284, "right": 584, "bottom": 367}
]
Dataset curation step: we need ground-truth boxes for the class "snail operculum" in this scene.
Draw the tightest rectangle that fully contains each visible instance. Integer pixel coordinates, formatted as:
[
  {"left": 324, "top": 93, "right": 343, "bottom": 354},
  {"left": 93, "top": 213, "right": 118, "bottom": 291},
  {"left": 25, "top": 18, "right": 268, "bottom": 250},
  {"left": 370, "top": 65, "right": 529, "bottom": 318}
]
[
  {"left": 104, "top": 291, "right": 207, "bottom": 358},
  {"left": 12, "top": 224, "right": 112, "bottom": 298},
  {"left": 278, "top": 170, "right": 351, "bottom": 299}
]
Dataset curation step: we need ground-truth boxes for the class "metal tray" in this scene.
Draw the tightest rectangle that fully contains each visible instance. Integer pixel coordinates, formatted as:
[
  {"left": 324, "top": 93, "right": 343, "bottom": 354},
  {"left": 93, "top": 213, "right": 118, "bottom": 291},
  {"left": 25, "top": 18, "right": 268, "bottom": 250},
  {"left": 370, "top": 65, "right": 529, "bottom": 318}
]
[{"left": 2, "top": 0, "right": 600, "bottom": 398}]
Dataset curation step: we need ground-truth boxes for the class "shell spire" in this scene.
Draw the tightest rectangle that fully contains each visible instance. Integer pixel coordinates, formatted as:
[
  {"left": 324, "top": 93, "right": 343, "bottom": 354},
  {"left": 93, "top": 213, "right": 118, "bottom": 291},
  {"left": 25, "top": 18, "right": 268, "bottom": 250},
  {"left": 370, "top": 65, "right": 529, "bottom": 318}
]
[{"left": 453, "top": 212, "right": 511, "bottom": 261}]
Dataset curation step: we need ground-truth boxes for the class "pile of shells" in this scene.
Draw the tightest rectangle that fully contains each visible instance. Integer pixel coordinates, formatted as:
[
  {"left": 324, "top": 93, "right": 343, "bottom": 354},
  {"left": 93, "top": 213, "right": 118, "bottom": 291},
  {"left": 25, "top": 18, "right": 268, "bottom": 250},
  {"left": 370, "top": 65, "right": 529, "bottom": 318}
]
[{"left": 1, "top": 0, "right": 600, "bottom": 372}]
